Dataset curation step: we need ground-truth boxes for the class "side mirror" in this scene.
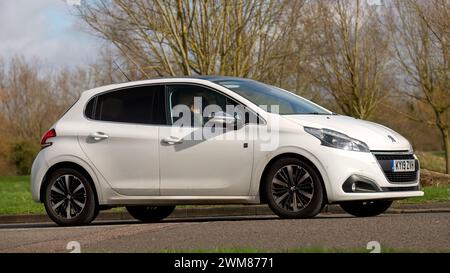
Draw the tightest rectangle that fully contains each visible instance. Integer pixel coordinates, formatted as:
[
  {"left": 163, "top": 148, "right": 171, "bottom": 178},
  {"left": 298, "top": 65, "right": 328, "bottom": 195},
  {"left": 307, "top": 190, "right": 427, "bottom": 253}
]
[
  {"left": 209, "top": 115, "right": 236, "bottom": 125},
  {"left": 208, "top": 112, "right": 244, "bottom": 129}
]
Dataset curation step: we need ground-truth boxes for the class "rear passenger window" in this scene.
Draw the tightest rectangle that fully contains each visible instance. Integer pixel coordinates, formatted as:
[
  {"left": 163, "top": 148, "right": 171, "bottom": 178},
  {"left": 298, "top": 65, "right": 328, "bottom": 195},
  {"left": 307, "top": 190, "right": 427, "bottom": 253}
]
[{"left": 85, "top": 85, "right": 166, "bottom": 125}]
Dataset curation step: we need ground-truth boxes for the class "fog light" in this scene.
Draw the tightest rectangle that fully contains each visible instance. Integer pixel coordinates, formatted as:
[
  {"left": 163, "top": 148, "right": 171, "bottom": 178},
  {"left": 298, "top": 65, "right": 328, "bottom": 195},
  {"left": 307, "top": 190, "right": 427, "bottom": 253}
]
[{"left": 342, "top": 175, "right": 381, "bottom": 193}]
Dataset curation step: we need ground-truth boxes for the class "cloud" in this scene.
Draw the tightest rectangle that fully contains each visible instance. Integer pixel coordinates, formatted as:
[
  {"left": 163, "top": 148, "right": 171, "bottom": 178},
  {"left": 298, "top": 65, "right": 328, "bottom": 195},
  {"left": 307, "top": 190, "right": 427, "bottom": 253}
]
[{"left": 0, "top": 0, "right": 100, "bottom": 68}]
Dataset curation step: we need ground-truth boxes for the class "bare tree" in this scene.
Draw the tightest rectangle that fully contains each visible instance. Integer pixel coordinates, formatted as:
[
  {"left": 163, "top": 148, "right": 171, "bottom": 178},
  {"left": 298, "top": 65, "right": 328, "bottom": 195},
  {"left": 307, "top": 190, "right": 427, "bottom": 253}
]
[
  {"left": 76, "top": 0, "right": 292, "bottom": 78},
  {"left": 308, "top": 0, "right": 393, "bottom": 119},
  {"left": 0, "top": 57, "right": 7, "bottom": 137},
  {"left": 0, "top": 54, "right": 125, "bottom": 174},
  {"left": 0, "top": 57, "right": 60, "bottom": 141},
  {"left": 54, "top": 47, "right": 128, "bottom": 105},
  {"left": 259, "top": 0, "right": 315, "bottom": 91},
  {"left": 389, "top": 0, "right": 449, "bottom": 173}
]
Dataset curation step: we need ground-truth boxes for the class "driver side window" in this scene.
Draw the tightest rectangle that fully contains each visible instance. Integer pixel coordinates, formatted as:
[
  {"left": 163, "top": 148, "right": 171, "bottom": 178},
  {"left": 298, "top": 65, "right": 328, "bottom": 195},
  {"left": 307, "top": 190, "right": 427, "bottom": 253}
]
[{"left": 168, "top": 85, "right": 240, "bottom": 127}]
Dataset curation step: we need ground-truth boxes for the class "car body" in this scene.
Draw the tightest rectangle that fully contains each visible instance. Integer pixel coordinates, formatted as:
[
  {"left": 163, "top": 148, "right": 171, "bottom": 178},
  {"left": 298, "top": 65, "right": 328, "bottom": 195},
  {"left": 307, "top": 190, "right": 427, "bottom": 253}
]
[{"left": 31, "top": 77, "right": 423, "bottom": 225}]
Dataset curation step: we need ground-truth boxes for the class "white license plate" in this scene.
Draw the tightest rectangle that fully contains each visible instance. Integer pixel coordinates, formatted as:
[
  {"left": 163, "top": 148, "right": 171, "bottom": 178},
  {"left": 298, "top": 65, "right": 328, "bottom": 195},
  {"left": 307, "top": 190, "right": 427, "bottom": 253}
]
[{"left": 392, "top": 160, "right": 415, "bottom": 172}]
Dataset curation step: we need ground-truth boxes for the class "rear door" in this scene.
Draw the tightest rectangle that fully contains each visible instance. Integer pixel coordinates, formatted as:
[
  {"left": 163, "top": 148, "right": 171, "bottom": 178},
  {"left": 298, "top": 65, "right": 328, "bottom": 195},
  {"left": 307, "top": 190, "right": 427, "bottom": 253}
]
[{"left": 78, "top": 85, "right": 166, "bottom": 196}]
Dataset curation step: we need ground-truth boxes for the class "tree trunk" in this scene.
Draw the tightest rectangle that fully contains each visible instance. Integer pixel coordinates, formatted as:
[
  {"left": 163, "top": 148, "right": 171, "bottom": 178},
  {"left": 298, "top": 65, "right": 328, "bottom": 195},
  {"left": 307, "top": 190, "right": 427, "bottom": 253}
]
[{"left": 441, "top": 128, "right": 450, "bottom": 174}]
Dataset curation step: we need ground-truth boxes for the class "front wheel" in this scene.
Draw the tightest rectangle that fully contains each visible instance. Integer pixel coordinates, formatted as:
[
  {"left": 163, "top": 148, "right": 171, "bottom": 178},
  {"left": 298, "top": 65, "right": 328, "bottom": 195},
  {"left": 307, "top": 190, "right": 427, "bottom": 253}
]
[
  {"left": 126, "top": 206, "right": 175, "bottom": 222},
  {"left": 340, "top": 200, "right": 392, "bottom": 217},
  {"left": 264, "top": 157, "right": 324, "bottom": 219}
]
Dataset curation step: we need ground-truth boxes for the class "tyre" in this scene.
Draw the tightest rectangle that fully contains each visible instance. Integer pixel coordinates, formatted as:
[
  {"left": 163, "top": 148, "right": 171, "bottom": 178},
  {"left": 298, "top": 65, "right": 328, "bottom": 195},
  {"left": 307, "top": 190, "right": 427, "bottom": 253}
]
[
  {"left": 126, "top": 206, "right": 176, "bottom": 222},
  {"left": 43, "top": 168, "right": 98, "bottom": 226},
  {"left": 264, "top": 157, "right": 324, "bottom": 218},
  {"left": 340, "top": 200, "right": 392, "bottom": 217}
]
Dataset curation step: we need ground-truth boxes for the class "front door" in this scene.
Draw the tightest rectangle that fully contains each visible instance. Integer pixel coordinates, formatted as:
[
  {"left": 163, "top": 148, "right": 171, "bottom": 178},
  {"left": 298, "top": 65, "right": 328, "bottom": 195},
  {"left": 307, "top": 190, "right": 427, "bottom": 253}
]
[{"left": 159, "top": 84, "right": 255, "bottom": 196}]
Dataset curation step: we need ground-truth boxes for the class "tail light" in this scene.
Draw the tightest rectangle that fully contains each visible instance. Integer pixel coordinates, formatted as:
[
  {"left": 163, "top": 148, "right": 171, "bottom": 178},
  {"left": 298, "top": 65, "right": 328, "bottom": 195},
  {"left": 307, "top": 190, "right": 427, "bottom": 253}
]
[{"left": 40, "top": 128, "right": 56, "bottom": 149}]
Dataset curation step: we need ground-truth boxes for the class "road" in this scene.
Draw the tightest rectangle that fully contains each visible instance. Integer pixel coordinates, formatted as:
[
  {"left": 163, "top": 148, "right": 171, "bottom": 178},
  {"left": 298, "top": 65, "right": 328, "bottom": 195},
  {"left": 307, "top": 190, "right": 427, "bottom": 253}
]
[{"left": 0, "top": 213, "right": 448, "bottom": 253}]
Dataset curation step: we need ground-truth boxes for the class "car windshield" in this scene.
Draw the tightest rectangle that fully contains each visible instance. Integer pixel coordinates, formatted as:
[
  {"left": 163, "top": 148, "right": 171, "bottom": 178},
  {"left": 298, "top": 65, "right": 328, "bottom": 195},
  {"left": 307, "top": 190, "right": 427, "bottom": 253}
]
[{"left": 214, "top": 79, "right": 331, "bottom": 115}]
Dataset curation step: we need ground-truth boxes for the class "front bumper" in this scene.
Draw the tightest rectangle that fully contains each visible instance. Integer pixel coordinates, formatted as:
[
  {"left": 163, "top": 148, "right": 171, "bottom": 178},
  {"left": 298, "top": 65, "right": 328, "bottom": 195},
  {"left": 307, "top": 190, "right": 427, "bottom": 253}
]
[
  {"left": 330, "top": 190, "right": 424, "bottom": 202},
  {"left": 315, "top": 147, "right": 423, "bottom": 202}
]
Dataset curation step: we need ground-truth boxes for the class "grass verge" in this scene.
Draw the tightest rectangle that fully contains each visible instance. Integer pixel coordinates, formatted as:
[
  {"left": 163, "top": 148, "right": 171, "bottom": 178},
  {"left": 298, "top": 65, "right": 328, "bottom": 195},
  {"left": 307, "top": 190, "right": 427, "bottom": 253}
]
[
  {"left": 397, "top": 185, "right": 450, "bottom": 204},
  {"left": 416, "top": 151, "right": 446, "bottom": 173},
  {"left": 0, "top": 176, "right": 45, "bottom": 215}
]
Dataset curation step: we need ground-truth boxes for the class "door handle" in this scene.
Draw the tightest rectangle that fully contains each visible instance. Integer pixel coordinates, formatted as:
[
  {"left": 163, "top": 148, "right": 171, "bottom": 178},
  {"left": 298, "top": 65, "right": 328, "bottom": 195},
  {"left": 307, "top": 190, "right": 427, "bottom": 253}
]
[
  {"left": 162, "top": 136, "right": 183, "bottom": 145},
  {"left": 89, "top": 132, "right": 109, "bottom": 141}
]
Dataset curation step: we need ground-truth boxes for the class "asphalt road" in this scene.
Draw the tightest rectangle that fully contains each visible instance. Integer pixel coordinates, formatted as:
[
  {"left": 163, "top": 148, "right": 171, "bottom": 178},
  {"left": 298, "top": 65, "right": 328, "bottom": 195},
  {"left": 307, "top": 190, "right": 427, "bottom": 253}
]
[{"left": 0, "top": 213, "right": 448, "bottom": 253}]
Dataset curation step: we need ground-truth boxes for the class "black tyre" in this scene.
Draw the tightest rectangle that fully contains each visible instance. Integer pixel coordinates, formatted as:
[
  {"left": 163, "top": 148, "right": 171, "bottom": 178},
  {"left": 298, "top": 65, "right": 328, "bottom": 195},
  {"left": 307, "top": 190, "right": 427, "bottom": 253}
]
[
  {"left": 264, "top": 157, "right": 324, "bottom": 219},
  {"left": 340, "top": 200, "right": 392, "bottom": 217},
  {"left": 126, "top": 206, "right": 175, "bottom": 222},
  {"left": 43, "top": 168, "right": 98, "bottom": 226}
]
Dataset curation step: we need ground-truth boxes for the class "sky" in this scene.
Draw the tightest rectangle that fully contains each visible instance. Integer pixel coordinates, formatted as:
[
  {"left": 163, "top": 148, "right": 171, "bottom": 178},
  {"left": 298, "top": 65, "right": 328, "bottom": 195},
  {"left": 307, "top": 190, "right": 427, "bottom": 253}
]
[
  {"left": 0, "top": 0, "right": 100, "bottom": 68},
  {"left": 0, "top": 0, "right": 384, "bottom": 69}
]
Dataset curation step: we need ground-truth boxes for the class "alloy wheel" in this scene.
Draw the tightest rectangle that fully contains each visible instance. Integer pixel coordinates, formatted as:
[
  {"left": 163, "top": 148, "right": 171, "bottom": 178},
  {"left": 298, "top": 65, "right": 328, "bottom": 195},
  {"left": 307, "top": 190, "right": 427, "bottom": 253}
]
[
  {"left": 49, "top": 174, "right": 87, "bottom": 219},
  {"left": 271, "top": 164, "right": 314, "bottom": 212}
]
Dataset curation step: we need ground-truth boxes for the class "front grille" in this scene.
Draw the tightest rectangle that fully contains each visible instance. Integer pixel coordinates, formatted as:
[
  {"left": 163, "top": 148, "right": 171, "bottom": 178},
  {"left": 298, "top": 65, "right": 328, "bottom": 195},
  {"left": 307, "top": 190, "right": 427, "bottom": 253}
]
[
  {"left": 372, "top": 152, "right": 418, "bottom": 184},
  {"left": 384, "top": 171, "right": 418, "bottom": 183}
]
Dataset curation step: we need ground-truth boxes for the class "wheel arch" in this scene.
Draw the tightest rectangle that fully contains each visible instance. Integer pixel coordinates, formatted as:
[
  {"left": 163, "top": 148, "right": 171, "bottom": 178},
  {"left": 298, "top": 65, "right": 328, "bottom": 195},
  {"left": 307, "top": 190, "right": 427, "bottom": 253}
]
[
  {"left": 40, "top": 161, "right": 99, "bottom": 206},
  {"left": 258, "top": 152, "right": 329, "bottom": 205}
]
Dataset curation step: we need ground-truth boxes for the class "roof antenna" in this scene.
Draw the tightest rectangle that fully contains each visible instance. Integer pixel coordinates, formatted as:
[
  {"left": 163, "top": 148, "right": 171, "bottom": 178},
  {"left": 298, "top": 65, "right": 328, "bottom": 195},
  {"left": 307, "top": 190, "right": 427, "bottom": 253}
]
[{"left": 113, "top": 60, "right": 131, "bottom": 81}]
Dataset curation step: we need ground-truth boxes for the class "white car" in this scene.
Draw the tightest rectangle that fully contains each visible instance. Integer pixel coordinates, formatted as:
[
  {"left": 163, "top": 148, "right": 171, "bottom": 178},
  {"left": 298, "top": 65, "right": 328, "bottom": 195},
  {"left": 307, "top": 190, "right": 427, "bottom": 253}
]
[{"left": 31, "top": 77, "right": 423, "bottom": 226}]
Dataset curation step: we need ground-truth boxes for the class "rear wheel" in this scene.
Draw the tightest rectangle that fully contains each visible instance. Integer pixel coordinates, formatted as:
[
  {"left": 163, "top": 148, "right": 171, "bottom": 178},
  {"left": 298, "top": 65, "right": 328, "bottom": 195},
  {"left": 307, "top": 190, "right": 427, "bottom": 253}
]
[
  {"left": 264, "top": 157, "right": 324, "bottom": 219},
  {"left": 43, "top": 168, "right": 98, "bottom": 226},
  {"left": 126, "top": 206, "right": 175, "bottom": 222},
  {"left": 340, "top": 200, "right": 392, "bottom": 217}
]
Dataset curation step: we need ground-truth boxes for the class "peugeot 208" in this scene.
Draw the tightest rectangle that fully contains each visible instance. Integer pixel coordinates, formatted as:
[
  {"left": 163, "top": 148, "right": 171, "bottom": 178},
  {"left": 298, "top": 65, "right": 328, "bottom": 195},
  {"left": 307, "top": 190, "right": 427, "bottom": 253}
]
[{"left": 31, "top": 77, "right": 423, "bottom": 226}]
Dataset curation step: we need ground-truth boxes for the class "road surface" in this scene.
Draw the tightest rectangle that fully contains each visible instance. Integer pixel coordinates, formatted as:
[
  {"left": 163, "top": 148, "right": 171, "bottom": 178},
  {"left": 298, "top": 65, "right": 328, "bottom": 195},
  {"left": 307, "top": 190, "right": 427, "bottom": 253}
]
[{"left": 0, "top": 213, "right": 448, "bottom": 252}]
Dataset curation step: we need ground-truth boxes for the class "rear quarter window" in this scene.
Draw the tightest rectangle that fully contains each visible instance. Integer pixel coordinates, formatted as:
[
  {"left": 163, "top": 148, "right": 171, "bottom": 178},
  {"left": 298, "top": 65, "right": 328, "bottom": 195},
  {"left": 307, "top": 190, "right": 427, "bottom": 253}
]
[{"left": 84, "top": 97, "right": 96, "bottom": 119}]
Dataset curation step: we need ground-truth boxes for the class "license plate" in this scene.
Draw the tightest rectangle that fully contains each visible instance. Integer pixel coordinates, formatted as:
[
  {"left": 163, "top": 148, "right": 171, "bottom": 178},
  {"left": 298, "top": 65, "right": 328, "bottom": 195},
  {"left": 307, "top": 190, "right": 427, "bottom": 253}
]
[{"left": 392, "top": 160, "right": 415, "bottom": 172}]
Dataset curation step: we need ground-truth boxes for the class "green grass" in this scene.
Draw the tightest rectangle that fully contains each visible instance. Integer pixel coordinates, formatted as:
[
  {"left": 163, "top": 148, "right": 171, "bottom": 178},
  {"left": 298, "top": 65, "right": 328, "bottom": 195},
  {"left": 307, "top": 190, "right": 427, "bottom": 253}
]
[
  {"left": 0, "top": 176, "right": 45, "bottom": 215},
  {"left": 397, "top": 185, "right": 450, "bottom": 204},
  {"left": 0, "top": 176, "right": 448, "bottom": 215},
  {"left": 417, "top": 151, "right": 446, "bottom": 173}
]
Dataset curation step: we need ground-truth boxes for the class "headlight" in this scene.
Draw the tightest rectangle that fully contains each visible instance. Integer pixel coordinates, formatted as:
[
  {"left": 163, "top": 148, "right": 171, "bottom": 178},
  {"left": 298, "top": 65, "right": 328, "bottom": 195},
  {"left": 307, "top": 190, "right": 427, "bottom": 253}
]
[
  {"left": 409, "top": 143, "right": 414, "bottom": 153},
  {"left": 304, "top": 127, "right": 370, "bottom": 152}
]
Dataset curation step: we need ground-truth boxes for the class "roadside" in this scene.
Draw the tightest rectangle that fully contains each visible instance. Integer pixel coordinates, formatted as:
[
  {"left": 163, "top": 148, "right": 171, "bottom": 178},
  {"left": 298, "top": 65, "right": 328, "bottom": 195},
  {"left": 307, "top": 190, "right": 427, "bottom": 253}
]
[{"left": 1, "top": 201, "right": 449, "bottom": 225}]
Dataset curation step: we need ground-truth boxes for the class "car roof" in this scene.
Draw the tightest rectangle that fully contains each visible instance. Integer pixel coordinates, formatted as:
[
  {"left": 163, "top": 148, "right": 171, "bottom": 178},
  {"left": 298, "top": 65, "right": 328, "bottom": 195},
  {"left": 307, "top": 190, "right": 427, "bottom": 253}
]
[
  {"left": 188, "top": 75, "right": 250, "bottom": 82},
  {"left": 80, "top": 76, "right": 251, "bottom": 97}
]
